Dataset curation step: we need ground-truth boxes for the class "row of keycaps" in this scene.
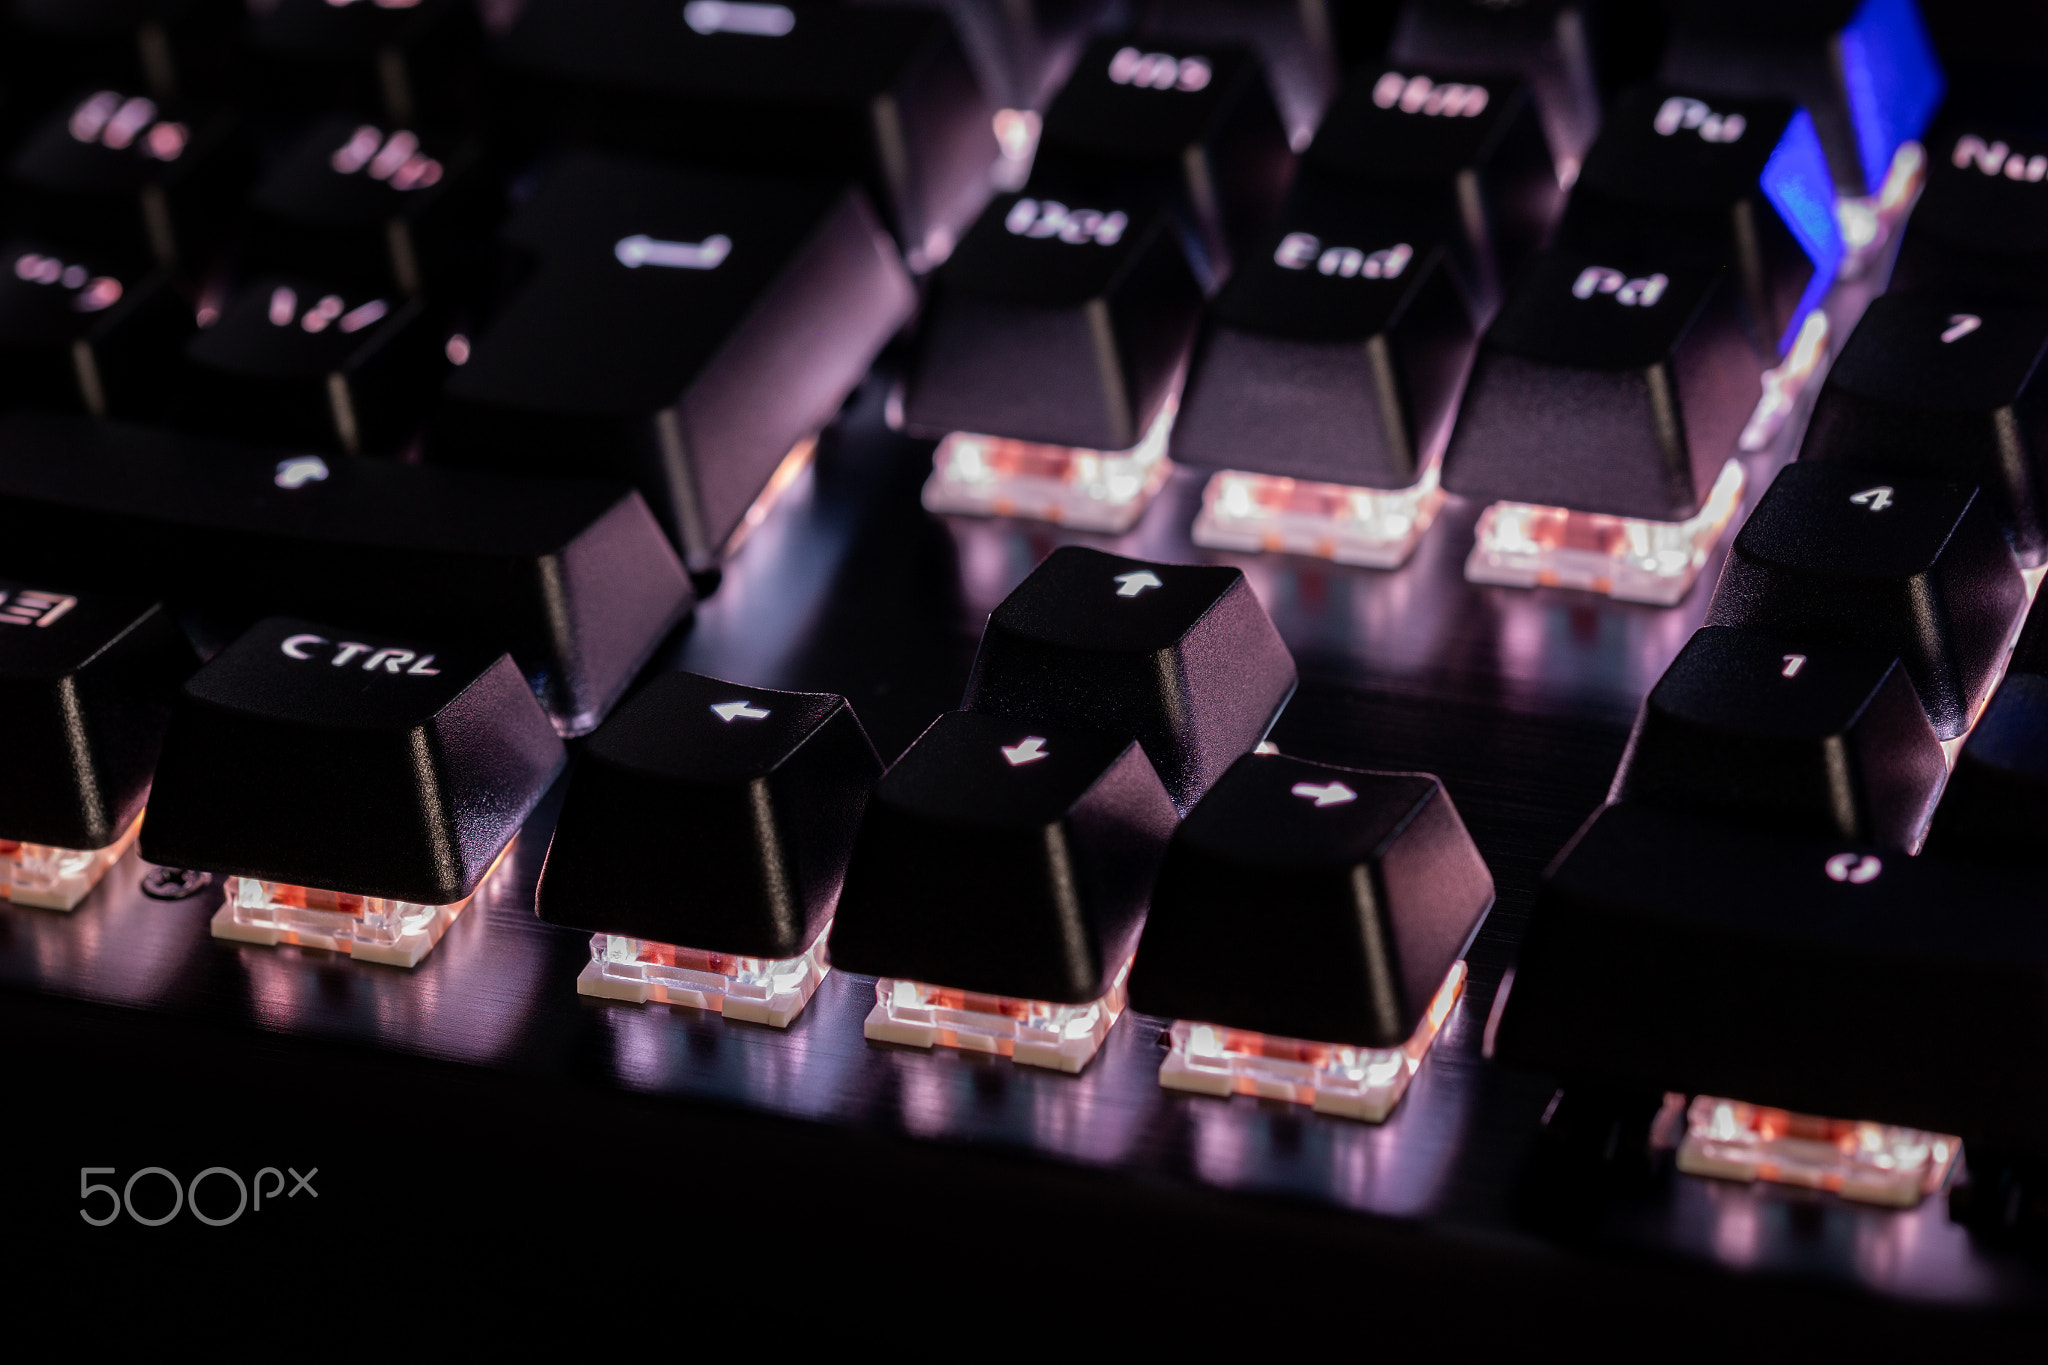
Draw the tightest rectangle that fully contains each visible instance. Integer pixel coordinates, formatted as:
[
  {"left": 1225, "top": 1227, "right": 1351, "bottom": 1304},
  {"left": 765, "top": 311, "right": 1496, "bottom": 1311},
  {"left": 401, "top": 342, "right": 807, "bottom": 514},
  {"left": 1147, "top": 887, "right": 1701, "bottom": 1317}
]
[
  {"left": 9, "top": 2, "right": 2045, "bottom": 583},
  {"left": 0, "top": 544, "right": 1493, "bottom": 1089}
]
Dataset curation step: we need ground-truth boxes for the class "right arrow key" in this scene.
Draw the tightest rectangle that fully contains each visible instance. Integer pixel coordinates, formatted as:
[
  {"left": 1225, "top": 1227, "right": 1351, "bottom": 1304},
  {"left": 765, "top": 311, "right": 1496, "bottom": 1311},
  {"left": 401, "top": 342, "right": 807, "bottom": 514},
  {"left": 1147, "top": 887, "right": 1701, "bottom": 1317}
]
[{"left": 1129, "top": 752, "right": 1494, "bottom": 1121}]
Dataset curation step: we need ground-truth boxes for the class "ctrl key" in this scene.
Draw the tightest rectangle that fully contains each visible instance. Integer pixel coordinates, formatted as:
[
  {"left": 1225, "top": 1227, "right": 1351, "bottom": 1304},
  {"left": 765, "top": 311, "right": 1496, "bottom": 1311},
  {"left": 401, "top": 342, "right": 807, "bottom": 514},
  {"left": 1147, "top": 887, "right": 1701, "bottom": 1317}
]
[
  {"left": 140, "top": 619, "right": 567, "bottom": 967},
  {"left": 1129, "top": 754, "right": 1493, "bottom": 1121},
  {"left": 0, "top": 582, "right": 194, "bottom": 910},
  {"left": 828, "top": 712, "right": 1179, "bottom": 1072}
]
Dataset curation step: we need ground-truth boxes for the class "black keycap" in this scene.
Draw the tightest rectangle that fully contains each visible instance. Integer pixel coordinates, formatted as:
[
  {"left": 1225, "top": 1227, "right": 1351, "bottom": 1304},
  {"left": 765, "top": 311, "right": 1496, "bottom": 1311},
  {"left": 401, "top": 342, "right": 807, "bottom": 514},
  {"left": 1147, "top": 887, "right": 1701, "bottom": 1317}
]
[
  {"left": 1890, "top": 120, "right": 2048, "bottom": 307},
  {"left": 4, "top": 0, "right": 241, "bottom": 107},
  {"left": 1703, "top": 463, "right": 2026, "bottom": 739},
  {"left": 1033, "top": 34, "right": 1294, "bottom": 275},
  {"left": 1927, "top": 673, "right": 2048, "bottom": 869},
  {"left": 900, "top": 188, "right": 1202, "bottom": 451},
  {"left": 1439, "top": 248, "right": 1759, "bottom": 521},
  {"left": 431, "top": 151, "right": 914, "bottom": 570},
  {"left": 960, "top": 546, "right": 1296, "bottom": 811},
  {"left": 1300, "top": 62, "right": 1558, "bottom": 299},
  {"left": 1134, "top": 0, "right": 1342, "bottom": 147},
  {"left": 1611, "top": 626, "right": 1946, "bottom": 849},
  {"left": 1128, "top": 754, "right": 1493, "bottom": 1048},
  {"left": 6, "top": 86, "right": 246, "bottom": 266},
  {"left": 1658, "top": 0, "right": 1946, "bottom": 198},
  {"left": 537, "top": 672, "right": 882, "bottom": 958},
  {"left": 827, "top": 710, "right": 1178, "bottom": 1004},
  {"left": 244, "top": 0, "right": 481, "bottom": 126},
  {"left": 497, "top": 0, "right": 995, "bottom": 261},
  {"left": 1387, "top": 0, "right": 1604, "bottom": 172},
  {"left": 246, "top": 116, "right": 490, "bottom": 296},
  {"left": 0, "top": 238, "right": 191, "bottom": 418},
  {"left": 848, "top": 0, "right": 1110, "bottom": 112},
  {"left": 176, "top": 273, "right": 445, "bottom": 455},
  {"left": 1491, "top": 800, "right": 2048, "bottom": 1151},
  {"left": 1799, "top": 293, "right": 2048, "bottom": 564},
  {"left": 1560, "top": 85, "right": 1844, "bottom": 356},
  {"left": 1171, "top": 187, "right": 1474, "bottom": 489},
  {"left": 0, "top": 580, "right": 193, "bottom": 854},
  {"left": 140, "top": 617, "right": 566, "bottom": 906},
  {"left": 0, "top": 412, "right": 694, "bottom": 735}
]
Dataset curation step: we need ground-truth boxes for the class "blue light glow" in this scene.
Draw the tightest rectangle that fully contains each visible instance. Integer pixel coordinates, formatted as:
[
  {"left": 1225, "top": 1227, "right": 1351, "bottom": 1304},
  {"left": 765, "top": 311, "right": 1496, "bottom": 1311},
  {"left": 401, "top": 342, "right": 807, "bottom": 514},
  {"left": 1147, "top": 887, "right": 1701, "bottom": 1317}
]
[
  {"left": 1838, "top": 0, "right": 1945, "bottom": 195},
  {"left": 1759, "top": 109, "right": 1844, "bottom": 355}
]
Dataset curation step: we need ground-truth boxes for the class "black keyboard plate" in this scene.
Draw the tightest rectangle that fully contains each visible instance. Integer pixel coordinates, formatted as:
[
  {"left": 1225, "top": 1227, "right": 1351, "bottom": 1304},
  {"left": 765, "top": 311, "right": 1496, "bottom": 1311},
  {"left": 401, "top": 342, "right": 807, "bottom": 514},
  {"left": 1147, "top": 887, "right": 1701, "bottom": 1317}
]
[{"left": 5, "top": 313, "right": 2046, "bottom": 1339}]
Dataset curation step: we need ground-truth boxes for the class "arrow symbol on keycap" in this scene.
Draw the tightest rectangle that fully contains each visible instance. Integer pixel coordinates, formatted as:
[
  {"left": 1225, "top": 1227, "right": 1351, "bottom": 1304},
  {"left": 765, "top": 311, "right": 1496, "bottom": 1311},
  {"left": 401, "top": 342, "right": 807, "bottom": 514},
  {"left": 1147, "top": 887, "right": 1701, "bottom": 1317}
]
[
  {"left": 1291, "top": 781, "right": 1356, "bottom": 807},
  {"left": 615, "top": 233, "right": 733, "bottom": 270},
  {"left": 711, "top": 700, "right": 771, "bottom": 721},
  {"left": 1002, "top": 736, "right": 1049, "bottom": 766},
  {"left": 1114, "top": 571, "right": 1163, "bottom": 597}
]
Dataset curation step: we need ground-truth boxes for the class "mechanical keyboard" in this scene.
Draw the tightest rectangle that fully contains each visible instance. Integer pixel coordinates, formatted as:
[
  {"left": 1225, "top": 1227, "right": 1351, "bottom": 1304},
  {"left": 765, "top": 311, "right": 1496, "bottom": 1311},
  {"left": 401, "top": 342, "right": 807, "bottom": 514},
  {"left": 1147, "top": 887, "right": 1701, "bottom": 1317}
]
[{"left": 6, "top": 0, "right": 2048, "bottom": 1346}]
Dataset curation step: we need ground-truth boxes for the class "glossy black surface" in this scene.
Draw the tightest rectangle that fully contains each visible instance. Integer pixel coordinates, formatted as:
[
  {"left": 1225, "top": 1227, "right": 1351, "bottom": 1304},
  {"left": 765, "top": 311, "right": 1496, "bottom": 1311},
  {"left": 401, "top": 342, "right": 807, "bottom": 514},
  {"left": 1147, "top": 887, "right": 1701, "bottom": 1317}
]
[
  {"left": 139, "top": 616, "right": 564, "bottom": 903},
  {"left": 1130, "top": 755, "right": 1492, "bottom": 1048}
]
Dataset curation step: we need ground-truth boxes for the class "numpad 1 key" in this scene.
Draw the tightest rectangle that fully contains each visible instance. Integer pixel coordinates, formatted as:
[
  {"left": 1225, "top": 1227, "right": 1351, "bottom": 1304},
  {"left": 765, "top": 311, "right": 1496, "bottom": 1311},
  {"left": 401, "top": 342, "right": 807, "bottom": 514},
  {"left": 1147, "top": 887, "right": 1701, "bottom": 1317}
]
[
  {"left": 495, "top": 0, "right": 995, "bottom": 264},
  {"left": 1703, "top": 463, "right": 2026, "bottom": 739},
  {"left": 1299, "top": 61, "right": 1558, "bottom": 303},
  {"left": 0, "top": 411, "right": 695, "bottom": 735},
  {"left": 960, "top": 546, "right": 1296, "bottom": 812},
  {"left": 1559, "top": 84, "right": 1844, "bottom": 357},
  {"left": 245, "top": 115, "right": 490, "bottom": 297},
  {"left": 1129, "top": 753, "right": 1493, "bottom": 1121},
  {"left": 141, "top": 616, "right": 567, "bottom": 967},
  {"left": 176, "top": 272, "right": 446, "bottom": 455},
  {"left": 6, "top": 85, "right": 247, "bottom": 267},
  {"left": 431, "top": 149, "right": 915, "bottom": 571},
  {"left": 828, "top": 709, "right": 1179, "bottom": 1072},
  {"left": 1891, "top": 119, "right": 2048, "bottom": 307},
  {"left": 0, "top": 236, "right": 192, "bottom": 418},
  {"left": 1798, "top": 292, "right": 2048, "bottom": 564},
  {"left": 1032, "top": 33, "right": 1294, "bottom": 280},
  {"left": 537, "top": 672, "right": 882, "bottom": 1026},
  {"left": 1609, "top": 625, "right": 1946, "bottom": 849},
  {"left": 0, "top": 579, "right": 193, "bottom": 910}
]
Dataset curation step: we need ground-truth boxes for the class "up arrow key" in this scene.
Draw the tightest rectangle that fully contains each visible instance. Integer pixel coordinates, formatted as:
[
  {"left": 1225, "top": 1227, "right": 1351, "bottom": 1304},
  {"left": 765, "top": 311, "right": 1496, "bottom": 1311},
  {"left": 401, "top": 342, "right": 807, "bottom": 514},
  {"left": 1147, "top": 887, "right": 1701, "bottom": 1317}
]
[
  {"left": 1002, "top": 736, "right": 1049, "bottom": 766},
  {"left": 1114, "top": 571, "right": 1163, "bottom": 598},
  {"left": 1291, "top": 780, "right": 1357, "bottom": 807},
  {"left": 711, "top": 700, "right": 772, "bottom": 721}
]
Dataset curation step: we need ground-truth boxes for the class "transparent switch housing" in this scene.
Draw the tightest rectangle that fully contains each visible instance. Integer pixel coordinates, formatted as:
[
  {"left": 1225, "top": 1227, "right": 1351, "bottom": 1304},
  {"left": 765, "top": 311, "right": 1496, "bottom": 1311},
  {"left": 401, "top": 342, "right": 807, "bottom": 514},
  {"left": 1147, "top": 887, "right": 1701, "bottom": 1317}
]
[
  {"left": 864, "top": 957, "right": 1131, "bottom": 1073},
  {"left": 577, "top": 927, "right": 831, "bottom": 1028},
  {"left": 0, "top": 811, "right": 143, "bottom": 911},
  {"left": 211, "top": 843, "right": 511, "bottom": 968},
  {"left": 1676, "top": 1093, "right": 1961, "bottom": 1207},
  {"left": 1157, "top": 961, "right": 1466, "bottom": 1121},
  {"left": 1466, "top": 458, "right": 1747, "bottom": 606},
  {"left": 920, "top": 398, "right": 1177, "bottom": 533},
  {"left": 1191, "top": 462, "right": 1445, "bottom": 569}
]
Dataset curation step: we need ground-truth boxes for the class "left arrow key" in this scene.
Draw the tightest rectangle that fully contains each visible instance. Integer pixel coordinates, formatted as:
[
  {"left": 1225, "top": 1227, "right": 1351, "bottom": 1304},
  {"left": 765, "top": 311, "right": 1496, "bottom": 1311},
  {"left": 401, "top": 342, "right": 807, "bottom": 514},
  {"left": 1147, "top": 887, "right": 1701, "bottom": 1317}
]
[{"left": 539, "top": 672, "right": 882, "bottom": 1026}]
